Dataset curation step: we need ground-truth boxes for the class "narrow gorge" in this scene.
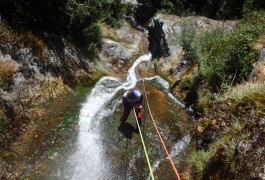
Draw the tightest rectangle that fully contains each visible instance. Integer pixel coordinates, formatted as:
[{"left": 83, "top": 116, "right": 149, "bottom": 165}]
[{"left": 1, "top": 0, "right": 265, "bottom": 179}]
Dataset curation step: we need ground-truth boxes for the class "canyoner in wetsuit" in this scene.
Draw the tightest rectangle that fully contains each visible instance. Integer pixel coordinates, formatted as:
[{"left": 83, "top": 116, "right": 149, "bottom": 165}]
[{"left": 120, "top": 89, "right": 143, "bottom": 130}]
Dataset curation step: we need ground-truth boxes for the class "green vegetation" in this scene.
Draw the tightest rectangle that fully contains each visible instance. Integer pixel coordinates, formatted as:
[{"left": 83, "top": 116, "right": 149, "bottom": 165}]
[
  {"left": 179, "top": 10, "right": 265, "bottom": 178},
  {"left": 0, "top": 0, "right": 128, "bottom": 57},
  {"left": 159, "top": 0, "right": 265, "bottom": 19},
  {"left": 181, "top": 21, "right": 196, "bottom": 61},
  {"left": 188, "top": 125, "right": 249, "bottom": 172},
  {"left": 180, "top": 11, "right": 265, "bottom": 107}
]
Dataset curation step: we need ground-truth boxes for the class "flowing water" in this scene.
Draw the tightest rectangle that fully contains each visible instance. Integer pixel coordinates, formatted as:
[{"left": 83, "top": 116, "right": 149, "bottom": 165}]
[
  {"left": 64, "top": 53, "right": 152, "bottom": 179},
  {"left": 25, "top": 52, "right": 191, "bottom": 179}
]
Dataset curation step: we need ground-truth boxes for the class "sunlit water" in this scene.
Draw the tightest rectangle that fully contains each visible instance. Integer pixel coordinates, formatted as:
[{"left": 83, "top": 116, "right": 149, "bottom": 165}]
[
  {"left": 64, "top": 53, "right": 152, "bottom": 179},
  {"left": 23, "top": 51, "right": 192, "bottom": 179},
  {"left": 39, "top": 51, "right": 191, "bottom": 180}
]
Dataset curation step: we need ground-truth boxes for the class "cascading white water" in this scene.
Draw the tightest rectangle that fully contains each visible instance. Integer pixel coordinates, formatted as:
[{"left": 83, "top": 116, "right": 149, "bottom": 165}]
[
  {"left": 65, "top": 53, "right": 152, "bottom": 179},
  {"left": 64, "top": 51, "right": 191, "bottom": 179}
]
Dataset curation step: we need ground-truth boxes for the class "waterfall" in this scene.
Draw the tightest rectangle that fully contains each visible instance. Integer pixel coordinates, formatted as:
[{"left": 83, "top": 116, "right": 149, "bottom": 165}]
[
  {"left": 65, "top": 53, "right": 152, "bottom": 179},
  {"left": 64, "top": 51, "right": 189, "bottom": 179}
]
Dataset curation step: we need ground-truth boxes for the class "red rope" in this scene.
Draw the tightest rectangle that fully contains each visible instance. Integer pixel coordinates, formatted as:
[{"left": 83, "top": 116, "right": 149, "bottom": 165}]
[
  {"left": 138, "top": 31, "right": 182, "bottom": 180},
  {"left": 142, "top": 79, "right": 182, "bottom": 180}
]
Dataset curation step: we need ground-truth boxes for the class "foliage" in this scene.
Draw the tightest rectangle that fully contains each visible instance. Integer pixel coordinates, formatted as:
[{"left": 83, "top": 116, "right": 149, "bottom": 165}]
[
  {"left": 242, "top": 0, "right": 265, "bottom": 14},
  {"left": 189, "top": 11, "right": 265, "bottom": 94},
  {"left": 187, "top": 148, "right": 214, "bottom": 172},
  {"left": 197, "top": 89, "right": 212, "bottom": 112},
  {"left": 186, "top": 119, "right": 250, "bottom": 174},
  {"left": 87, "top": 43, "right": 98, "bottom": 61},
  {"left": 158, "top": 0, "right": 265, "bottom": 19},
  {"left": 102, "top": 0, "right": 128, "bottom": 27},
  {"left": 181, "top": 22, "right": 196, "bottom": 61},
  {"left": 0, "top": 0, "right": 128, "bottom": 54},
  {"left": 221, "top": 82, "right": 265, "bottom": 103}
]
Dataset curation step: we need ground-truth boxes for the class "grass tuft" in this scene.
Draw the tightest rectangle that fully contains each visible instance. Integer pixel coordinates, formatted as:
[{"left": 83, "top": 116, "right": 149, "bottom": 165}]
[
  {"left": 0, "top": 59, "right": 16, "bottom": 86},
  {"left": 220, "top": 82, "right": 265, "bottom": 102}
]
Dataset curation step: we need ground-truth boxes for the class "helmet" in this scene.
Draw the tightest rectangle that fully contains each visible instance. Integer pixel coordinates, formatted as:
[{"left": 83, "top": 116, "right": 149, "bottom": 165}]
[{"left": 132, "top": 89, "right": 141, "bottom": 98}]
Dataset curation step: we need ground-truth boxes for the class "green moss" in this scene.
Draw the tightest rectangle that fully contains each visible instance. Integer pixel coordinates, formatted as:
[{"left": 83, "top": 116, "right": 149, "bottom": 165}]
[
  {"left": 187, "top": 149, "right": 214, "bottom": 172},
  {"left": 197, "top": 89, "right": 213, "bottom": 113},
  {"left": 235, "top": 92, "right": 265, "bottom": 111},
  {"left": 123, "top": 42, "right": 131, "bottom": 49}
]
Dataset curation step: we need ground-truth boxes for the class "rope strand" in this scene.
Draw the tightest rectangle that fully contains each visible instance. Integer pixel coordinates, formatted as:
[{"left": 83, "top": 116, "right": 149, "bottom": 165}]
[
  {"left": 133, "top": 108, "right": 155, "bottom": 180},
  {"left": 142, "top": 82, "right": 181, "bottom": 180},
  {"left": 135, "top": 31, "right": 181, "bottom": 179}
]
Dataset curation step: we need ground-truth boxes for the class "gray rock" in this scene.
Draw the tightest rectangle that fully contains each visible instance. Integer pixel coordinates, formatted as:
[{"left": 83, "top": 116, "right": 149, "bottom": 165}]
[
  {"left": 258, "top": 48, "right": 265, "bottom": 61},
  {"left": 0, "top": 34, "right": 92, "bottom": 118},
  {"left": 149, "top": 14, "right": 236, "bottom": 73},
  {"left": 101, "top": 39, "right": 132, "bottom": 61},
  {"left": 170, "top": 61, "right": 187, "bottom": 74},
  {"left": 99, "top": 22, "right": 142, "bottom": 66}
]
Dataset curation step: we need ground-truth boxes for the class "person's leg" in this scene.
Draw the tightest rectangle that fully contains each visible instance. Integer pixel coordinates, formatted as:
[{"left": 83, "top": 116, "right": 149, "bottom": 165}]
[{"left": 120, "top": 105, "right": 132, "bottom": 122}]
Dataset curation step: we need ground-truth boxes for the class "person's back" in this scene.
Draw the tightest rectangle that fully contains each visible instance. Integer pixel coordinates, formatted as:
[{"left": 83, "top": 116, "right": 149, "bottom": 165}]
[
  {"left": 123, "top": 89, "right": 143, "bottom": 107},
  {"left": 120, "top": 89, "right": 143, "bottom": 128}
]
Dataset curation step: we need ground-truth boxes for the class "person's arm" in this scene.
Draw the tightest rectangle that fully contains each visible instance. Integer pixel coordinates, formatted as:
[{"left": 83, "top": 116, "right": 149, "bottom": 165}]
[
  {"left": 140, "top": 94, "right": 144, "bottom": 106},
  {"left": 123, "top": 91, "right": 128, "bottom": 105}
]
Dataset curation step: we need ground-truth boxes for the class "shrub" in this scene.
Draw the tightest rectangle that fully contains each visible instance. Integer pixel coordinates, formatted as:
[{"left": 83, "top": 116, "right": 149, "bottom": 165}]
[
  {"left": 82, "top": 23, "right": 102, "bottom": 46},
  {"left": 190, "top": 11, "right": 265, "bottom": 93},
  {"left": 87, "top": 43, "right": 98, "bottom": 61},
  {"left": 181, "top": 21, "right": 196, "bottom": 61},
  {"left": 187, "top": 149, "right": 214, "bottom": 172},
  {"left": 220, "top": 82, "right": 265, "bottom": 102},
  {"left": 102, "top": 0, "right": 128, "bottom": 27},
  {"left": 0, "top": 0, "right": 128, "bottom": 57},
  {"left": 197, "top": 89, "right": 213, "bottom": 113},
  {"left": 242, "top": 0, "right": 265, "bottom": 14},
  {"left": 190, "top": 28, "right": 228, "bottom": 90}
]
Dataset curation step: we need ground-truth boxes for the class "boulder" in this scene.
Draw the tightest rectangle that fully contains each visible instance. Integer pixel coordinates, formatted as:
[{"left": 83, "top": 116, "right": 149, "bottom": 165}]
[
  {"left": 101, "top": 39, "right": 133, "bottom": 61},
  {"left": 149, "top": 14, "right": 235, "bottom": 75},
  {"left": 99, "top": 22, "right": 143, "bottom": 68},
  {"left": 258, "top": 48, "right": 265, "bottom": 61}
]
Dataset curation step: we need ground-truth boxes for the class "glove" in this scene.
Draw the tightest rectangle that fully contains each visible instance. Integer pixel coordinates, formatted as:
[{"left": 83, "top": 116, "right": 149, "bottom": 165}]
[{"left": 135, "top": 105, "right": 142, "bottom": 108}]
